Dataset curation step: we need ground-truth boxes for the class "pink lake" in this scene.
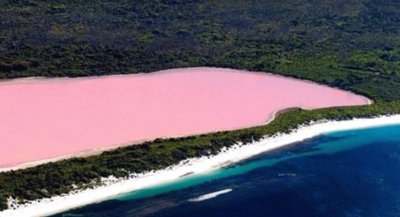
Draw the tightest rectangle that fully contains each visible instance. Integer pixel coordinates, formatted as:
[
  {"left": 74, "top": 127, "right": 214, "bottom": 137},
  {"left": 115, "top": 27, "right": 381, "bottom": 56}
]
[{"left": 0, "top": 67, "right": 370, "bottom": 169}]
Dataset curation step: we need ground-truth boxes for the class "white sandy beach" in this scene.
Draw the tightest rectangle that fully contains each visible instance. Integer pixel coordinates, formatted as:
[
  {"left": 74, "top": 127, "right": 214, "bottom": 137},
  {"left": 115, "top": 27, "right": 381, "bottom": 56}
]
[{"left": 1, "top": 115, "right": 400, "bottom": 217}]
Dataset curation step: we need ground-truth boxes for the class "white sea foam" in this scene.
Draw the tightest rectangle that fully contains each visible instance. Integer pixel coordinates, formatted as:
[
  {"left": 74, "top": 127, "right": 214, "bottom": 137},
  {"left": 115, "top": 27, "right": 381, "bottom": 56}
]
[
  {"left": 188, "top": 189, "right": 233, "bottom": 202},
  {"left": 1, "top": 115, "right": 400, "bottom": 217}
]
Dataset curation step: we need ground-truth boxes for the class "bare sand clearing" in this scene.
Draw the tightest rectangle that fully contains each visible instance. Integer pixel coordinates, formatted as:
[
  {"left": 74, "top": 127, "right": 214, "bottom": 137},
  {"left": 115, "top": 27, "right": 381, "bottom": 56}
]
[{"left": 0, "top": 67, "right": 369, "bottom": 169}]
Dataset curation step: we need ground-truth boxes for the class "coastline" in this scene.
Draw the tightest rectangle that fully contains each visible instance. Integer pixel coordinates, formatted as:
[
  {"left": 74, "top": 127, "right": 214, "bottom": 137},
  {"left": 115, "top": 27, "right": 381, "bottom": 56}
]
[{"left": 1, "top": 115, "right": 400, "bottom": 217}]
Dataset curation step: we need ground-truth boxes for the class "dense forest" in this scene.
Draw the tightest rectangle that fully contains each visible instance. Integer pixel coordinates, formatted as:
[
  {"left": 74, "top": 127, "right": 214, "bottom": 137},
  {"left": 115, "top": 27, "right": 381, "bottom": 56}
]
[
  {"left": 1, "top": 0, "right": 400, "bottom": 100},
  {"left": 1, "top": 0, "right": 400, "bottom": 211}
]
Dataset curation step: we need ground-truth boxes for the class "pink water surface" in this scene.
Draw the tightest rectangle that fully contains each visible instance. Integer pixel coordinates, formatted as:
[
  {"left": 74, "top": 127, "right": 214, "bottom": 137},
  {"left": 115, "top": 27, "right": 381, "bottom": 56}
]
[{"left": 0, "top": 67, "right": 369, "bottom": 168}]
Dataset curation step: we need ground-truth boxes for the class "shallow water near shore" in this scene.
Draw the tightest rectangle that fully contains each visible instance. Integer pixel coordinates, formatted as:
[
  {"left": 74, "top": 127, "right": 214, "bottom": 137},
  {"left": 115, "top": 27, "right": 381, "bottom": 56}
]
[{"left": 57, "top": 124, "right": 400, "bottom": 217}]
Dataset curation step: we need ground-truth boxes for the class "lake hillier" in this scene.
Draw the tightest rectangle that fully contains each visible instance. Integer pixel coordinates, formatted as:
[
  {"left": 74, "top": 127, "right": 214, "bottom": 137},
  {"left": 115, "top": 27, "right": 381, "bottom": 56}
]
[{"left": 0, "top": 67, "right": 368, "bottom": 169}]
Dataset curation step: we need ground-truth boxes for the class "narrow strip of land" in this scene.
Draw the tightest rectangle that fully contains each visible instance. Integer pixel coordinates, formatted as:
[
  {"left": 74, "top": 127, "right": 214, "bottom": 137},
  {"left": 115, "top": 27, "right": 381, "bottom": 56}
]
[{"left": 2, "top": 115, "right": 399, "bottom": 217}]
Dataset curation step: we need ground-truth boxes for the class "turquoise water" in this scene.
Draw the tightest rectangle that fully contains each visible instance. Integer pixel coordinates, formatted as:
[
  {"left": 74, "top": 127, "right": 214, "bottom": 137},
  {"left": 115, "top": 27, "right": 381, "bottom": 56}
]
[{"left": 58, "top": 124, "right": 400, "bottom": 217}]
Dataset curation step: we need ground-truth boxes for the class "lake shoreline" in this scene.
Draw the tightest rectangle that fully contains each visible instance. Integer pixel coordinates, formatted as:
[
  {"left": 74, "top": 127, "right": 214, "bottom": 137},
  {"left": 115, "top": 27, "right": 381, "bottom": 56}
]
[{"left": 1, "top": 115, "right": 399, "bottom": 217}]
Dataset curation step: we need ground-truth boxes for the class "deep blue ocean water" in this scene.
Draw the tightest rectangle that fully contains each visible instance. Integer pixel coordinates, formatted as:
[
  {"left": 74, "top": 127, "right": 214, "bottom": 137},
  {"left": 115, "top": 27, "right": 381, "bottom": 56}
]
[{"left": 57, "top": 124, "right": 400, "bottom": 217}]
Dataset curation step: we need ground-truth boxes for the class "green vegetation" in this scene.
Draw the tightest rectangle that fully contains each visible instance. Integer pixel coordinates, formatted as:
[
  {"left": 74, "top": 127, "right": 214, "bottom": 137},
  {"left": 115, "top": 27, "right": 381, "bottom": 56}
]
[{"left": 0, "top": 0, "right": 400, "bottom": 211}]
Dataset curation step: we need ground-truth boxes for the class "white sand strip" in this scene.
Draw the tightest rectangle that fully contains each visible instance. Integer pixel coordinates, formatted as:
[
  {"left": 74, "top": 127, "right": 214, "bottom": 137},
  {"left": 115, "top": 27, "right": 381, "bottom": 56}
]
[{"left": 1, "top": 115, "right": 400, "bottom": 217}]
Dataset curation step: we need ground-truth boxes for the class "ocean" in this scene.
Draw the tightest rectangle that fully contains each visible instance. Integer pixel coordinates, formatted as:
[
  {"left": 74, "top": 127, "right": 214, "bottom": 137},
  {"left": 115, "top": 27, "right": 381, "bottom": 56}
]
[{"left": 56, "top": 124, "right": 400, "bottom": 217}]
